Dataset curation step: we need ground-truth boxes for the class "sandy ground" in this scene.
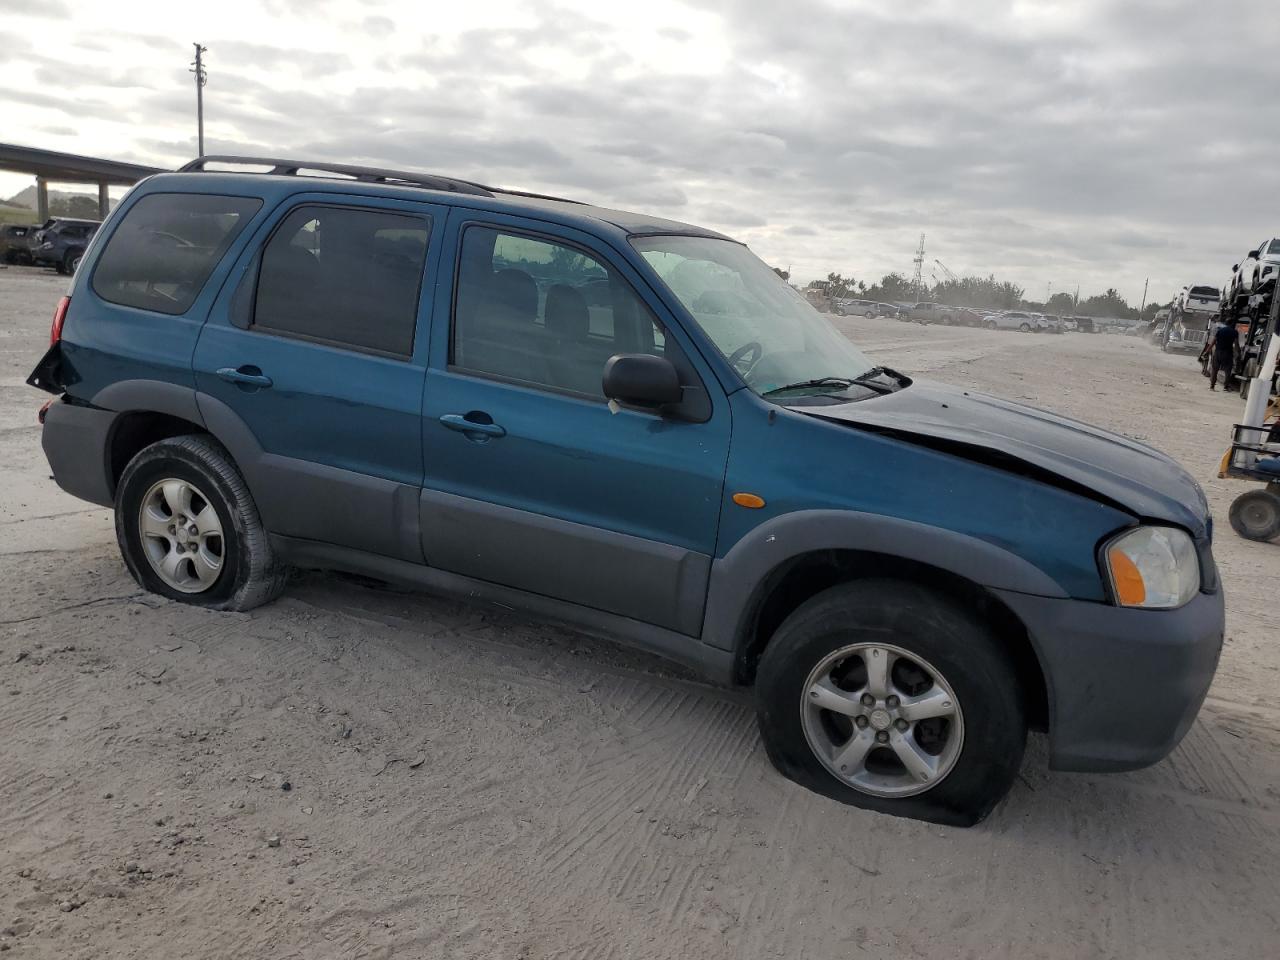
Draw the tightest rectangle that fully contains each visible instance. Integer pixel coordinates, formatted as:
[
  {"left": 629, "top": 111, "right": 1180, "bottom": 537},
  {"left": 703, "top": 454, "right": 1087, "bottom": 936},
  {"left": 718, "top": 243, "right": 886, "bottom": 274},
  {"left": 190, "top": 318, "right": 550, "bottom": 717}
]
[{"left": 1, "top": 264, "right": 1277, "bottom": 959}]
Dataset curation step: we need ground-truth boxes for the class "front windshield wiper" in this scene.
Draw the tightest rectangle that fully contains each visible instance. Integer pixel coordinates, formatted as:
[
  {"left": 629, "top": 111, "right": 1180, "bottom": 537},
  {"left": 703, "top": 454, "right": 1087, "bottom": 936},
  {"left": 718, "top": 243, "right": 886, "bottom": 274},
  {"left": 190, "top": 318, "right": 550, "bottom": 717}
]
[
  {"left": 850, "top": 366, "right": 907, "bottom": 392},
  {"left": 761, "top": 376, "right": 856, "bottom": 397}
]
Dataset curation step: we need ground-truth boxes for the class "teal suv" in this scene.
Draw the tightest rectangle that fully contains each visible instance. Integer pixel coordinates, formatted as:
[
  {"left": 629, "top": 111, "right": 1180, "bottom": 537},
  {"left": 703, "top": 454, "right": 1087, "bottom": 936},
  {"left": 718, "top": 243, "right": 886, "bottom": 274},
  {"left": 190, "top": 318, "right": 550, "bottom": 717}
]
[{"left": 28, "top": 156, "right": 1224, "bottom": 825}]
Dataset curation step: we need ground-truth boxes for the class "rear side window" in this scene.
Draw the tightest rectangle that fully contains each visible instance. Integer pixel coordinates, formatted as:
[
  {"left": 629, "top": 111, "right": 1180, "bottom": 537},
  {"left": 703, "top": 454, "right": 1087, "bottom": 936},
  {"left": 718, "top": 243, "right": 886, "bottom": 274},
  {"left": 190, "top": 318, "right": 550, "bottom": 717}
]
[
  {"left": 93, "top": 194, "right": 261, "bottom": 316},
  {"left": 252, "top": 205, "right": 429, "bottom": 358}
]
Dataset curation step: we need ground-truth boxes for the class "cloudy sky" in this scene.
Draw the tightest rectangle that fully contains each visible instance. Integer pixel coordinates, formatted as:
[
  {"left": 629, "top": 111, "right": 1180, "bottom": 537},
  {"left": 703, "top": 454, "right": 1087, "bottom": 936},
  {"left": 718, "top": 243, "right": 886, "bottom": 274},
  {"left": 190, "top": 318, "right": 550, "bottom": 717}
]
[{"left": 1, "top": 0, "right": 1276, "bottom": 304}]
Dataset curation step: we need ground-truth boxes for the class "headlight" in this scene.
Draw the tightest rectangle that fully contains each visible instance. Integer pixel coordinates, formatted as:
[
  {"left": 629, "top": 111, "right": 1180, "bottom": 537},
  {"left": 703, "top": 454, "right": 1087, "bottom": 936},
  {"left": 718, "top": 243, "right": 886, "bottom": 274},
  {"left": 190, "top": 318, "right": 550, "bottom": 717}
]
[{"left": 1103, "top": 526, "right": 1200, "bottom": 609}]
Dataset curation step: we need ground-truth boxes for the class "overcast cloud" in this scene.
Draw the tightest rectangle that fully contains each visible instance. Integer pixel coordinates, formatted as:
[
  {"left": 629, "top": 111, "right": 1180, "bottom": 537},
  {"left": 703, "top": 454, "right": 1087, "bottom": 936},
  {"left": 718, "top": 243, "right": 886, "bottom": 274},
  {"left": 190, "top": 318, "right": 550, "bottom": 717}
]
[{"left": 1, "top": 0, "right": 1277, "bottom": 303}]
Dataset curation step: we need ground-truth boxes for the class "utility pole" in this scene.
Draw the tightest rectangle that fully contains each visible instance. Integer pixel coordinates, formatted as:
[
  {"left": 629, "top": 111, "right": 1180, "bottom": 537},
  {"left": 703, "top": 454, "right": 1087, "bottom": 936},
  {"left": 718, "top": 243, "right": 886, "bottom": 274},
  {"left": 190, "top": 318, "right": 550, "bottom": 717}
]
[
  {"left": 1074, "top": 284, "right": 1079, "bottom": 309},
  {"left": 190, "top": 43, "right": 208, "bottom": 157},
  {"left": 1047, "top": 281, "right": 1052, "bottom": 303},
  {"left": 912, "top": 234, "right": 926, "bottom": 302},
  {"left": 1138, "top": 277, "right": 1149, "bottom": 319}
]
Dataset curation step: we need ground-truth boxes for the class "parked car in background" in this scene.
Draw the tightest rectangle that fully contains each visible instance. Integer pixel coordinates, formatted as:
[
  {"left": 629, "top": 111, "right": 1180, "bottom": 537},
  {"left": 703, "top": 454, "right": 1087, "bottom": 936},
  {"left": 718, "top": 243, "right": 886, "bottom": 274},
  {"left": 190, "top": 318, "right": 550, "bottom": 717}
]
[
  {"left": 950, "top": 307, "right": 986, "bottom": 327},
  {"left": 834, "top": 298, "right": 882, "bottom": 318},
  {"left": 907, "top": 301, "right": 954, "bottom": 324},
  {"left": 25, "top": 154, "right": 1224, "bottom": 827},
  {"left": 874, "top": 302, "right": 901, "bottom": 318},
  {"left": 30, "top": 217, "right": 101, "bottom": 275},
  {"left": 1, "top": 223, "right": 39, "bottom": 264},
  {"left": 986, "top": 310, "right": 1036, "bottom": 331},
  {"left": 1035, "top": 315, "right": 1064, "bottom": 334},
  {"left": 1070, "top": 316, "right": 1095, "bottom": 333}
]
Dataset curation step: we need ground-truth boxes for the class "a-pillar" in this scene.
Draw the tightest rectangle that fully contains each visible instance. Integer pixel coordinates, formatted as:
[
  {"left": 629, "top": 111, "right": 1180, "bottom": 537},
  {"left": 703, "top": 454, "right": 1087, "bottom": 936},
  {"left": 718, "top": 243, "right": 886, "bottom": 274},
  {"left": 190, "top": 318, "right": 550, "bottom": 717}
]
[
  {"left": 98, "top": 182, "right": 109, "bottom": 219},
  {"left": 36, "top": 178, "right": 49, "bottom": 222}
]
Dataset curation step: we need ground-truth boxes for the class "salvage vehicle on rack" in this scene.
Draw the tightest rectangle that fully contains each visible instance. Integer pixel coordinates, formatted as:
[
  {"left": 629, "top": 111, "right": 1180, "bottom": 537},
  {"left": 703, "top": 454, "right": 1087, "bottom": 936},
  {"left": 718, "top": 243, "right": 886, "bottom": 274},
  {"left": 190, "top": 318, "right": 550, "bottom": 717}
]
[{"left": 28, "top": 155, "right": 1224, "bottom": 827}]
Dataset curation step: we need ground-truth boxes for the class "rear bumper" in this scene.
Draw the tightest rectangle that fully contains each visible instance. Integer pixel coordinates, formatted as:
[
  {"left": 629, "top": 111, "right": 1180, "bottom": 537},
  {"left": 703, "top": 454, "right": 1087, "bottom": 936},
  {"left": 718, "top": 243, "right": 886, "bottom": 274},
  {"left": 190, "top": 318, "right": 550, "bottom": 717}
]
[
  {"left": 994, "top": 587, "right": 1224, "bottom": 772},
  {"left": 41, "top": 399, "right": 117, "bottom": 507}
]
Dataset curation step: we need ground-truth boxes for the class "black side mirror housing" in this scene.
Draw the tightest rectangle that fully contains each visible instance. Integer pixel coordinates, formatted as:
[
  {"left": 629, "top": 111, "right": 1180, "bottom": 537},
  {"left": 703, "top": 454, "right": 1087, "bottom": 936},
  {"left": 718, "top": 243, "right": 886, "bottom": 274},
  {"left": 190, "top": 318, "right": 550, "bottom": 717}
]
[
  {"left": 602, "top": 354, "right": 682, "bottom": 408},
  {"left": 1248, "top": 250, "right": 1260, "bottom": 259}
]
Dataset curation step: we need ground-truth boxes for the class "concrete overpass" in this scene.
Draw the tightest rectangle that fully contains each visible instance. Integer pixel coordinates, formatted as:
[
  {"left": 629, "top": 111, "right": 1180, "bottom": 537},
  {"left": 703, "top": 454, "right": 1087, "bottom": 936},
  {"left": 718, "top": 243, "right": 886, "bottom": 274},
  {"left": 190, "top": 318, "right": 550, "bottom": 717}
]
[{"left": 0, "top": 143, "right": 163, "bottom": 220}]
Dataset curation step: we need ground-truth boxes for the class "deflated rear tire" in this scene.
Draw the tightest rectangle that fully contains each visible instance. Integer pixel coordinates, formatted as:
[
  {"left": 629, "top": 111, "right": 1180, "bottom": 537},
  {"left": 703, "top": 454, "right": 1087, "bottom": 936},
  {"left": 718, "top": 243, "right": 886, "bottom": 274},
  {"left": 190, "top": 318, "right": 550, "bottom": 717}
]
[
  {"left": 755, "top": 580, "right": 1026, "bottom": 826},
  {"left": 115, "top": 435, "right": 287, "bottom": 610}
]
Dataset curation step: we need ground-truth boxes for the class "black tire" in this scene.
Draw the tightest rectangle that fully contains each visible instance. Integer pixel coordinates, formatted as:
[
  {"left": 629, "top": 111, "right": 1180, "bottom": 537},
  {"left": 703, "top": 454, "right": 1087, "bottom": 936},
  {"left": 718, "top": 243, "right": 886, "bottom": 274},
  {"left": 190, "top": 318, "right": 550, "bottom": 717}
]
[
  {"left": 864, "top": 310, "right": 875, "bottom": 319},
  {"left": 115, "top": 435, "right": 288, "bottom": 610},
  {"left": 755, "top": 580, "right": 1026, "bottom": 827},
  {"left": 1229, "top": 489, "right": 1280, "bottom": 542},
  {"left": 65, "top": 251, "right": 82, "bottom": 276},
  {"left": 1019, "top": 323, "right": 1031, "bottom": 332},
  {"left": 54, "top": 260, "right": 67, "bottom": 275}
]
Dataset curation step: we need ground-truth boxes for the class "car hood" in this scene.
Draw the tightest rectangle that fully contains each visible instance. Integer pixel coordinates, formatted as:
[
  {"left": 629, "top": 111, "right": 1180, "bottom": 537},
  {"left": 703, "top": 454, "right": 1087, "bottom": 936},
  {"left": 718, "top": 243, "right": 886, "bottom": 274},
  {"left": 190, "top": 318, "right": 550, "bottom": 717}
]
[{"left": 795, "top": 380, "right": 1208, "bottom": 537}]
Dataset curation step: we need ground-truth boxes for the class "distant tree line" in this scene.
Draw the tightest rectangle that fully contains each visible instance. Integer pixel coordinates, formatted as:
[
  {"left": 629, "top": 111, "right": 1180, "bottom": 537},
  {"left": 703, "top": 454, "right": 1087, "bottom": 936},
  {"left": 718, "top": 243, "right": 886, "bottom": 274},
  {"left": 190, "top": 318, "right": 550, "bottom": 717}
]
[{"left": 790, "top": 267, "right": 1168, "bottom": 321}]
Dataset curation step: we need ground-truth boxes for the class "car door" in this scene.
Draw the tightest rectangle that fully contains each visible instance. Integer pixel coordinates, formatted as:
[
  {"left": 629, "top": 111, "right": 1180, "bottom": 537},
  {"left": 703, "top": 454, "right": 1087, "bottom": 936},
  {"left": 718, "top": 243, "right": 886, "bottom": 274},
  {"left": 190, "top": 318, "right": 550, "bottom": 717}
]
[
  {"left": 193, "top": 193, "right": 447, "bottom": 562},
  {"left": 419, "top": 211, "right": 731, "bottom": 636}
]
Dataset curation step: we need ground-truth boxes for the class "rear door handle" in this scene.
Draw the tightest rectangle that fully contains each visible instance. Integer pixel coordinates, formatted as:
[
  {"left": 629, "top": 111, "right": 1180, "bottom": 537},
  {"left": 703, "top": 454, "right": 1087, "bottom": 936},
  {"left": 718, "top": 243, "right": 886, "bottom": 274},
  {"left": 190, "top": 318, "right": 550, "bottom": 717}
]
[
  {"left": 439, "top": 413, "right": 506, "bottom": 440},
  {"left": 216, "top": 366, "right": 273, "bottom": 389}
]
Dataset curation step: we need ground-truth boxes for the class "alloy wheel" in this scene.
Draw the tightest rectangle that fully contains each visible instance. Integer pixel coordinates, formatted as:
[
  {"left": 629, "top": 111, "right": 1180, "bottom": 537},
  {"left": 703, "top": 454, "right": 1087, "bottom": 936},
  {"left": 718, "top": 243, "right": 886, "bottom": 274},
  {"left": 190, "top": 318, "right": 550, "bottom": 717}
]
[
  {"left": 801, "top": 642, "right": 965, "bottom": 797},
  {"left": 138, "top": 478, "right": 225, "bottom": 593}
]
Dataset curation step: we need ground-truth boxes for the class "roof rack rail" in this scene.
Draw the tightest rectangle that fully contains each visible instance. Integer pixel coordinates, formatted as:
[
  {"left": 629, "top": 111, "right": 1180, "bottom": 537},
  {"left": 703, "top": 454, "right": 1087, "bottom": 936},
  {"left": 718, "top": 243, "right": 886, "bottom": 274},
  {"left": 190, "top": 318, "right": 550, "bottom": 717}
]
[
  {"left": 178, "top": 155, "right": 585, "bottom": 205},
  {"left": 178, "top": 155, "right": 495, "bottom": 197}
]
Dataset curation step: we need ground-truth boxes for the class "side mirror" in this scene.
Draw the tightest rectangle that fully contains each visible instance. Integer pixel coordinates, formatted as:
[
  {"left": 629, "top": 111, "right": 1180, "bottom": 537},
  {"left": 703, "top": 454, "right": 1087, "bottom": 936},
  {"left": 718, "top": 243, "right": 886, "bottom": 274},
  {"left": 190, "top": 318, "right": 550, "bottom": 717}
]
[
  {"left": 1248, "top": 250, "right": 1260, "bottom": 259},
  {"left": 602, "top": 354, "right": 682, "bottom": 408}
]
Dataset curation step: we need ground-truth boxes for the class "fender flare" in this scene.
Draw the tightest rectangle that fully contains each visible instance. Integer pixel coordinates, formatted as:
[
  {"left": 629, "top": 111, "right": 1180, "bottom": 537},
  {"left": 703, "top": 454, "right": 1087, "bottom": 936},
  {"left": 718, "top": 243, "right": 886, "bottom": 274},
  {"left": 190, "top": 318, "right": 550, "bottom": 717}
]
[
  {"left": 700, "top": 510, "right": 1069, "bottom": 653},
  {"left": 92, "top": 380, "right": 204, "bottom": 424}
]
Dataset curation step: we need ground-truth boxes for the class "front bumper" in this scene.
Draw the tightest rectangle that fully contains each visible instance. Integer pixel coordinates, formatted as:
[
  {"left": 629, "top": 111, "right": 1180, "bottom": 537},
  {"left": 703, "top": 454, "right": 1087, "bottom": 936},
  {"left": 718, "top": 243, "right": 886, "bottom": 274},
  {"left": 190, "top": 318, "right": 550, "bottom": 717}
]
[{"left": 994, "top": 587, "right": 1224, "bottom": 772}]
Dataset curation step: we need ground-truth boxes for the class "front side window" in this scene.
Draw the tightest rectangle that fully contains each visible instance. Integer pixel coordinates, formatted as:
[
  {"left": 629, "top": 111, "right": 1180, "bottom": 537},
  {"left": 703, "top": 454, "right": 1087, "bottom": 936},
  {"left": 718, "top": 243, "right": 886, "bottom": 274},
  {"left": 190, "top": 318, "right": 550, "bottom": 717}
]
[
  {"left": 452, "top": 226, "right": 667, "bottom": 397},
  {"left": 93, "top": 194, "right": 262, "bottom": 316},
  {"left": 253, "top": 205, "right": 430, "bottom": 357},
  {"left": 633, "top": 235, "right": 877, "bottom": 397}
]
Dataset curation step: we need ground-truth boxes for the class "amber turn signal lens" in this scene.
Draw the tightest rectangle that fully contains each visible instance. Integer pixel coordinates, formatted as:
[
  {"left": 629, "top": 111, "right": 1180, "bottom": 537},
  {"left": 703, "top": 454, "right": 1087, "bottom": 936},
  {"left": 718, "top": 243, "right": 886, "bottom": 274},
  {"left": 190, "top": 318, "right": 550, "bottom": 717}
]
[
  {"left": 732, "top": 493, "right": 766, "bottom": 509},
  {"left": 1107, "top": 547, "right": 1147, "bottom": 606}
]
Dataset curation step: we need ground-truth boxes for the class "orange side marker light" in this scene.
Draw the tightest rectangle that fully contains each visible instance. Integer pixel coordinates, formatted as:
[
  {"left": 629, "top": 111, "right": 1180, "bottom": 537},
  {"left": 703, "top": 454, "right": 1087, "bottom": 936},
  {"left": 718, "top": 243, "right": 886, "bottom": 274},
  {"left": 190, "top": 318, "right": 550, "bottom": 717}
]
[{"left": 732, "top": 493, "right": 766, "bottom": 509}]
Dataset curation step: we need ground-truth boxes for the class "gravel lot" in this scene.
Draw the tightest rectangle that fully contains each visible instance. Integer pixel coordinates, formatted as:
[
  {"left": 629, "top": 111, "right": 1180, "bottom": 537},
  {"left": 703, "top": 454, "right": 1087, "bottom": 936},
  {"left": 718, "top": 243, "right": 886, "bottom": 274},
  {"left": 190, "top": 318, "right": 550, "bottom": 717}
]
[{"left": 1, "top": 264, "right": 1277, "bottom": 959}]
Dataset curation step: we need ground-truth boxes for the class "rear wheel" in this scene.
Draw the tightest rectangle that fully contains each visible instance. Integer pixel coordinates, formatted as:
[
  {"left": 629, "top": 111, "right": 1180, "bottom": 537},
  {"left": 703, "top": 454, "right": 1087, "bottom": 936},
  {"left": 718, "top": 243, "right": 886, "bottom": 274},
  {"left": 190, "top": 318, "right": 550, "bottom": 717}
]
[
  {"left": 755, "top": 580, "right": 1025, "bottom": 826},
  {"left": 115, "top": 435, "right": 288, "bottom": 610},
  {"left": 864, "top": 309, "right": 875, "bottom": 318},
  {"left": 65, "top": 251, "right": 83, "bottom": 275},
  {"left": 1229, "top": 489, "right": 1280, "bottom": 542},
  {"left": 1019, "top": 322, "right": 1031, "bottom": 332}
]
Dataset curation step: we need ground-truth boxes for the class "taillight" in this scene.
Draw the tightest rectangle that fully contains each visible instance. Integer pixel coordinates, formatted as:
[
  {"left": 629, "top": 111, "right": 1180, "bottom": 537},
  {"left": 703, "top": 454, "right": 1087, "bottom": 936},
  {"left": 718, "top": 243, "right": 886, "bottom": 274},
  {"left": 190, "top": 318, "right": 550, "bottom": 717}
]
[{"left": 50, "top": 295, "right": 70, "bottom": 344}]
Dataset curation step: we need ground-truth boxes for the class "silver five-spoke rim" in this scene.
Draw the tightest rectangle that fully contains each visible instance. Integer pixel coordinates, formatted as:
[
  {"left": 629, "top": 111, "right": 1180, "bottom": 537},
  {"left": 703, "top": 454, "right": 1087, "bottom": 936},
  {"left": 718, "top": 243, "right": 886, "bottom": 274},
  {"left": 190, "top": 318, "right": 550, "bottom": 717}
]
[
  {"left": 801, "top": 642, "right": 964, "bottom": 798},
  {"left": 138, "top": 478, "right": 224, "bottom": 593}
]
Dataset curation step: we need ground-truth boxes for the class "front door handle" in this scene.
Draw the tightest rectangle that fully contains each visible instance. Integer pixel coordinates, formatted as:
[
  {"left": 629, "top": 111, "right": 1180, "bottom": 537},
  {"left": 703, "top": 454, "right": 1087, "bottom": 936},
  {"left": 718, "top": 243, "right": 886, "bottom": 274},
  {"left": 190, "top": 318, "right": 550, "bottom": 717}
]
[
  {"left": 216, "top": 366, "right": 273, "bottom": 389},
  {"left": 439, "top": 413, "right": 506, "bottom": 440}
]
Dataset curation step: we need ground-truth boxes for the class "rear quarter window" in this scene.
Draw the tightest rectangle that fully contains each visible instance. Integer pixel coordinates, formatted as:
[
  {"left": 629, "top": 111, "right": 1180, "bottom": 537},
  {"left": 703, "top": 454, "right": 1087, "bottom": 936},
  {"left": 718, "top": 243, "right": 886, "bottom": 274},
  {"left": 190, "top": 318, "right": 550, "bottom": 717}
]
[{"left": 92, "top": 193, "right": 262, "bottom": 316}]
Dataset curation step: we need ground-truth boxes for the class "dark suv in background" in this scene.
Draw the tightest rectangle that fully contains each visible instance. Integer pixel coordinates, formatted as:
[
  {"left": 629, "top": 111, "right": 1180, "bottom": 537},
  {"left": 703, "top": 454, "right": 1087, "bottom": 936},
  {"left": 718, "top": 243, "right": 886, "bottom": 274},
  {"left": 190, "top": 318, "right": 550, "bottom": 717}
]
[
  {"left": 1, "top": 223, "right": 39, "bottom": 264},
  {"left": 30, "top": 217, "right": 101, "bottom": 275}
]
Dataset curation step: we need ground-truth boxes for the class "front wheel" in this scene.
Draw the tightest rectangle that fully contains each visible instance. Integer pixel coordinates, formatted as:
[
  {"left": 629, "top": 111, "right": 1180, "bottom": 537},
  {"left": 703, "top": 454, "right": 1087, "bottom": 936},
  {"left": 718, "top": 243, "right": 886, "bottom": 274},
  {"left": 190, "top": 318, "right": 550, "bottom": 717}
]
[
  {"left": 755, "top": 580, "right": 1025, "bottom": 826},
  {"left": 1019, "top": 323, "right": 1031, "bottom": 332},
  {"left": 115, "top": 435, "right": 288, "bottom": 610}
]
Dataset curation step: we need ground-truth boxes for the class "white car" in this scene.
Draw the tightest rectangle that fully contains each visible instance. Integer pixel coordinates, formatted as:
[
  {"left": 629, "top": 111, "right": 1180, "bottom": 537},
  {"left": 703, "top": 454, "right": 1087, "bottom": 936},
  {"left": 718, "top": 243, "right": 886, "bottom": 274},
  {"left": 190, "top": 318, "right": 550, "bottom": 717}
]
[{"left": 985, "top": 310, "right": 1037, "bottom": 332}]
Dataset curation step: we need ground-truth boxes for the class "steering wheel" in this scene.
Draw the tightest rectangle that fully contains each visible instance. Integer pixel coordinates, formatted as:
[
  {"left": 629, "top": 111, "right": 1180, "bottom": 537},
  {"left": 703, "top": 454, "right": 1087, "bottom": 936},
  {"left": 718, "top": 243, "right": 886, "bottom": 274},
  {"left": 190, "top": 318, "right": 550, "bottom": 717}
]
[{"left": 727, "top": 341, "right": 763, "bottom": 376}]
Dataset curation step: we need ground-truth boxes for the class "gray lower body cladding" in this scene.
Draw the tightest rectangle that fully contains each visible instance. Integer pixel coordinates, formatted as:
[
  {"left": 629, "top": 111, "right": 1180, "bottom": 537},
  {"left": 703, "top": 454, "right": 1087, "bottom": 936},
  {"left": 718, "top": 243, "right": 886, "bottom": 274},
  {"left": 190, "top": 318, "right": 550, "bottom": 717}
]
[
  {"left": 41, "top": 400, "right": 116, "bottom": 507},
  {"left": 995, "top": 587, "right": 1224, "bottom": 772}
]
